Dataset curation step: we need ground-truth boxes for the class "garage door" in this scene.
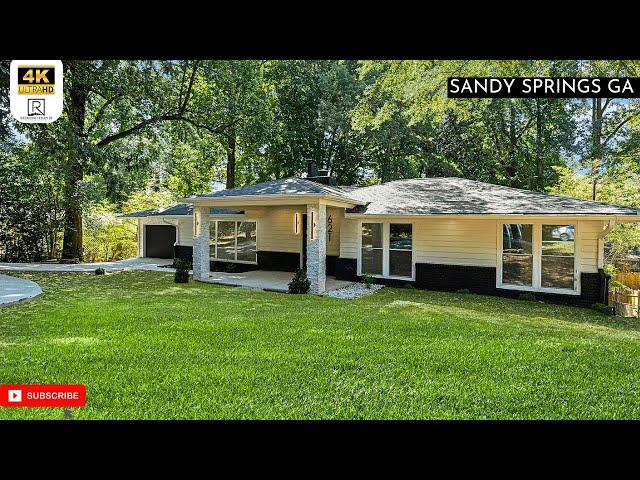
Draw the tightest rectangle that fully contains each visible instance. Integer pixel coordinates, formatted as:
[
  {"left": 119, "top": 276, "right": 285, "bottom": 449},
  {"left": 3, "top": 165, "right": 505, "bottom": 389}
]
[{"left": 145, "top": 225, "right": 176, "bottom": 259}]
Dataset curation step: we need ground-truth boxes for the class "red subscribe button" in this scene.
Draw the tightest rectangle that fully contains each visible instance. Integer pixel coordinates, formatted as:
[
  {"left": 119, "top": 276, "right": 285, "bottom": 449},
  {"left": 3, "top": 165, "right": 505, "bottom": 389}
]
[{"left": 0, "top": 384, "right": 86, "bottom": 408}]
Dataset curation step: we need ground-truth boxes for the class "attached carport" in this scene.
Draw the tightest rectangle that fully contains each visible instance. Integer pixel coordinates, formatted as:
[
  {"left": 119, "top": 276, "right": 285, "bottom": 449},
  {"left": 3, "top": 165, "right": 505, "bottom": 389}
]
[{"left": 144, "top": 224, "right": 176, "bottom": 259}]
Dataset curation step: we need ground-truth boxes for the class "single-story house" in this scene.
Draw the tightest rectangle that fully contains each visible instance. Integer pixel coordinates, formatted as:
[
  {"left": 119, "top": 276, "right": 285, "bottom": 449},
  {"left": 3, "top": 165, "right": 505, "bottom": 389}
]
[{"left": 125, "top": 164, "right": 640, "bottom": 307}]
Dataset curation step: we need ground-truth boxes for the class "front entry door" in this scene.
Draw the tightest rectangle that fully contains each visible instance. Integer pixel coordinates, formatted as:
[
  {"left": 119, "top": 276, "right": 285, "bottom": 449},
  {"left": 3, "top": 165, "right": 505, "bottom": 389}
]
[{"left": 301, "top": 213, "right": 308, "bottom": 269}]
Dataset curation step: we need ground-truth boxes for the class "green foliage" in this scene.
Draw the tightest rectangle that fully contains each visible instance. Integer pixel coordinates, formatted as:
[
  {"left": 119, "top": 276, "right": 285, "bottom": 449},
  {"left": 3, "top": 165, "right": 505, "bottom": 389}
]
[
  {"left": 362, "top": 274, "right": 374, "bottom": 289},
  {"left": 592, "top": 303, "right": 614, "bottom": 316},
  {"left": 518, "top": 292, "right": 536, "bottom": 302},
  {"left": 403, "top": 283, "right": 416, "bottom": 290},
  {"left": 174, "top": 259, "right": 189, "bottom": 283},
  {"left": 456, "top": 288, "right": 471, "bottom": 294},
  {"left": 288, "top": 268, "right": 311, "bottom": 294},
  {"left": 94, "top": 267, "right": 106, "bottom": 275},
  {"left": 83, "top": 201, "right": 137, "bottom": 262}
]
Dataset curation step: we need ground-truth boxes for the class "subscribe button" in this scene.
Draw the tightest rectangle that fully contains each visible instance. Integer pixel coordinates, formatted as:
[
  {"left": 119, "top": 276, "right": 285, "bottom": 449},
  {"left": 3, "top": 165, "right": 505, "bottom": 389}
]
[{"left": 0, "top": 384, "right": 86, "bottom": 408}]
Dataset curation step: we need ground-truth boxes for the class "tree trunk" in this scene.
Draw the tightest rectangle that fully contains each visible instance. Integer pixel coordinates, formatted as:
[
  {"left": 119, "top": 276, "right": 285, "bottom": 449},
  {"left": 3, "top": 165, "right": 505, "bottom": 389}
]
[
  {"left": 591, "top": 98, "right": 603, "bottom": 200},
  {"left": 226, "top": 131, "right": 236, "bottom": 189},
  {"left": 506, "top": 101, "right": 518, "bottom": 187},
  {"left": 61, "top": 64, "right": 88, "bottom": 260},
  {"left": 535, "top": 99, "right": 544, "bottom": 191}
]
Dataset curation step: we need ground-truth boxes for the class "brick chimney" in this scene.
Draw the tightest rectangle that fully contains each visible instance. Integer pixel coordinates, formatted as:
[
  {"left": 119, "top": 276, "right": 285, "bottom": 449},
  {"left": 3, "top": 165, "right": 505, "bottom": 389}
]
[{"left": 306, "top": 160, "right": 336, "bottom": 186}]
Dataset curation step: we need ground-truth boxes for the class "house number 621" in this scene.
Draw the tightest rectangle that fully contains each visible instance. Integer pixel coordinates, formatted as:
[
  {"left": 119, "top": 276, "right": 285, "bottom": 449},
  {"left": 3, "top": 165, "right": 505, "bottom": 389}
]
[{"left": 327, "top": 215, "right": 333, "bottom": 242}]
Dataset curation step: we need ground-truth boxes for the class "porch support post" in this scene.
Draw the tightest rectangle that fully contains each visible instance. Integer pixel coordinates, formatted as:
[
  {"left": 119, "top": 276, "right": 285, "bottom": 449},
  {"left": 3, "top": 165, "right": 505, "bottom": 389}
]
[
  {"left": 306, "top": 202, "right": 326, "bottom": 294},
  {"left": 192, "top": 205, "right": 210, "bottom": 281}
]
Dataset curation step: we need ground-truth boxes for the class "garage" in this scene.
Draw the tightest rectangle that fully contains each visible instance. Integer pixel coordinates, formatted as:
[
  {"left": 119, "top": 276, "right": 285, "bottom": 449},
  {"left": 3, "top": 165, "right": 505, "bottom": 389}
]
[{"left": 144, "top": 225, "right": 176, "bottom": 259}]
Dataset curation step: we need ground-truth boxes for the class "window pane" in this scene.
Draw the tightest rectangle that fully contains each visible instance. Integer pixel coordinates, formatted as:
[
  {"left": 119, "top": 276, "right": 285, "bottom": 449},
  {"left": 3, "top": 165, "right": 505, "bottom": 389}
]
[
  {"left": 209, "top": 223, "right": 216, "bottom": 258},
  {"left": 362, "top": 223, "right": 382, "bottom": 249},
  {"left": 502, "top": 224, "right": 533, "bottom": 254},
  {"left": 541, "top": 256, "right": 574, "bottom": 289},
  {"left": 390, "top": 224, "right": 412, "bottom": 250},
  {"left": 502, "top": 254, "right": 533, "bottom": 286},
  {"left": 216, "top": 221, "right": 236, "bottom": 260},
  {"left": 542, "top": 224, "right": 574, "bottom": 289},
  {"left": 236, "top": 221, "right": 257, "bottom": 262},
  {"left": 390, "top": 250, "right": 412, "bottom": 277},
  {"left": 362, "top": 248, "right": 383, "bottom": 275}
]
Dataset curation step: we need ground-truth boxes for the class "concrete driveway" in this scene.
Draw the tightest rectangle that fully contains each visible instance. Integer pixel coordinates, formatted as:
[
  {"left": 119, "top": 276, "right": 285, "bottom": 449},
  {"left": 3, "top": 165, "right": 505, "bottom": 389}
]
[
  {"left": 0, "top": 274, "right": 43, "bottom": 306},
  {"left": 0, "top": 257, "right": 175, "bottom": 273}
]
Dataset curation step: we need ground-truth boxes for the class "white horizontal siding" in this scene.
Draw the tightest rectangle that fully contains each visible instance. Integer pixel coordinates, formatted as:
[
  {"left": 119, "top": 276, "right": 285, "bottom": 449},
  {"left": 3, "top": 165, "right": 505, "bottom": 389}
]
[
  {"left": 577, "top": 220, "right": 604, "bottom": 273},
  {"left": 257, "top": 206, "right": 303, "bottom": 253},
  {"left": 413, "top": 218, "right": 497, "bottom": 267},
  {"left": 340, "top": 218, "right": 359, "bottom": 258}
]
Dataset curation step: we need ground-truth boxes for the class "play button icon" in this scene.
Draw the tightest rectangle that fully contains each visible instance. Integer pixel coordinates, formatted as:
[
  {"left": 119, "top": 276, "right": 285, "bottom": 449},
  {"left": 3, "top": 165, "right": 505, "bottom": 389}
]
[{"left": 8, "top": 390, "right": 22, "bottom": 403}]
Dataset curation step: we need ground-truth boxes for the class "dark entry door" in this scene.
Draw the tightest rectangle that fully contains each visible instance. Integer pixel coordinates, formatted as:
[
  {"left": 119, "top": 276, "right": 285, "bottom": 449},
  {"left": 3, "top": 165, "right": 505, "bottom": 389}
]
[
  {"left": 301, "top": 214, "right": 308, "bottom": 269},
  {"left": 145, "top": 225, "right": 176, "bottom": 259}
]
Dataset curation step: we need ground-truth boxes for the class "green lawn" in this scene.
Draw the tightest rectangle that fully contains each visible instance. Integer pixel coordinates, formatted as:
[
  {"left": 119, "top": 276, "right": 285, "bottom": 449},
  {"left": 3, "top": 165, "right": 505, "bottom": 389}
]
[{"left": 2, "top": 270, "right": 640, "bottom": 420}]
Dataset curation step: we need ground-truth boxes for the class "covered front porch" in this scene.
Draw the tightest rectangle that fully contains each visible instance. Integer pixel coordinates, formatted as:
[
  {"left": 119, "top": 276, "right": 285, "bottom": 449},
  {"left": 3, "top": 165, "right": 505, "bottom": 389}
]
[
  {"left": 203, "top": 269, "right": 353, "bottom": 293},
  {"left": 183, "top": 179, "right": 364, "bottom": 293}
]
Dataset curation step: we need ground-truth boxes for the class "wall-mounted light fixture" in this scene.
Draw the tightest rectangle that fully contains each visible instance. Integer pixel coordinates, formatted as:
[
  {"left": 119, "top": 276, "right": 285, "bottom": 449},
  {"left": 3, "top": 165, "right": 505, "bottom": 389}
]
[{"left": 294, "top": 212, "right": 301, "bottom": 235}]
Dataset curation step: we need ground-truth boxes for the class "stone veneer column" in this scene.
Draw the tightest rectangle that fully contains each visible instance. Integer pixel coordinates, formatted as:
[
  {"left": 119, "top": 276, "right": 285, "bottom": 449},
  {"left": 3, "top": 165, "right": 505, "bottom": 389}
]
[
  {"left": 306, "top": 203, "right": 326, "bottom": 294},
  {"left": 192, "top": 205, "right": 210, "bottom": 281}
]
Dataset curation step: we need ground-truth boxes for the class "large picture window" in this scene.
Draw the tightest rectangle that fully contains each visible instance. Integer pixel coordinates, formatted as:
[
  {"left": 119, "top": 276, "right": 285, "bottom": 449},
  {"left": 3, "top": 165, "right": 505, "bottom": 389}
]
[
  {"left": 210, "top": 220, "right": 257, "bottom": 263},
  {"left": 389, "top": 223, "right": 412, "bottom": 277},
  {"left": 541, "top": 224, "right": 574, "bottom": 290},
  {"left": 499, "top": 222, "right": 577, "bottom": 293},
  {"left": 361, "top": 223, "right": 383, "bottom": 275},
  {"left": 502, "top": 224, "right": 533, "bottom": 286}
]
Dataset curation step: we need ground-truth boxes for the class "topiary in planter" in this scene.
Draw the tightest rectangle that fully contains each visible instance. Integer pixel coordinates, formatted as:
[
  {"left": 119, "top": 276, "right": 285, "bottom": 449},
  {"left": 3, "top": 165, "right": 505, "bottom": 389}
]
[
  {"left": 288, "top": 268, "right": 310, "bottom": 294},
  {"left": 174, "top": 258, "right": 190, "bottom": 284}
]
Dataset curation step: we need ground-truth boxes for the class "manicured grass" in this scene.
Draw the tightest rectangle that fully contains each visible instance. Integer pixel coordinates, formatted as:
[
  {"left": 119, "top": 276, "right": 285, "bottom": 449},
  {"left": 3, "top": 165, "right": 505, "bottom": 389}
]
[{"left": 1, "top": 270, "right": 640, "bottom": 419}]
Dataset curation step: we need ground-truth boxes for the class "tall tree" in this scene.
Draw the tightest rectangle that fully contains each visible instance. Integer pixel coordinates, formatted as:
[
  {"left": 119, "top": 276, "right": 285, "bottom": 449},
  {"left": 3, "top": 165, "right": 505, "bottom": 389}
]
[{"left": 20, "top": 60, "right": 201, "bottom": 259}]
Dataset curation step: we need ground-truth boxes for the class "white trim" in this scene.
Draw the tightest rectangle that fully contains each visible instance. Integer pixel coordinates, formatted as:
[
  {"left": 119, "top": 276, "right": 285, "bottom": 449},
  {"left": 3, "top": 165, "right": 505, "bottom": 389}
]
[
  {"left": 357, "top": 220, "right": 415, "bottom": 281},
  {"left": 496, "top": 220, "right": 580, "bottom": 295}
]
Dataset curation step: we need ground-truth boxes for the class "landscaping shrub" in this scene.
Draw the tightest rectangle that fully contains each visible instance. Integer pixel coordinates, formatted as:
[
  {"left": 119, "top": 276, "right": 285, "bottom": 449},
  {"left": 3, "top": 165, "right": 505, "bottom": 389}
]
[
  {"left": 174, "top": 258, "right": 190, "bottom": 284},
  {"left": 518, "top": 292, "right": 536, "bottom": 302},
  {"left": 94, "top": 267, "right": 106, "bottom": 275},
  {"left": 456, "top": 288, "right": 471, "bottom": 294},
  {"left": 362, "top": 274, "right": 374, "bottom": 289},
  {"left": 403, "top": 283, "right": 416, "bottom": 290},
  {"left": 288, "top": 268, "right": 310, "bottom": 294},
  {"left": 592, "top": 303, "right": 614, "bottom": 316}
]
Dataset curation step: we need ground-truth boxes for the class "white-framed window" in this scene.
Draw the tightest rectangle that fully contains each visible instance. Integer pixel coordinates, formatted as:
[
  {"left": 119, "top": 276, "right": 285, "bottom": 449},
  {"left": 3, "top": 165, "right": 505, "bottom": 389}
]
[
  {"left": 359, "top": 221, "right": 414, "bottom": 280},
  {"left": 498, "top": 221, "right": 578, "bottom": 294},
  {"left": 209, "top": 220, "right": 257, "bottom": 264}
]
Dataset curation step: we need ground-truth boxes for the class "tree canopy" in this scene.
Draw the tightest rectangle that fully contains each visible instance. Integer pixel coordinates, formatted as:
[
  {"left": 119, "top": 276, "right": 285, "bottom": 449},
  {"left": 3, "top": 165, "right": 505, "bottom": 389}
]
[{"left": 1, "top": 59, "right": 639, "bottom": 262}]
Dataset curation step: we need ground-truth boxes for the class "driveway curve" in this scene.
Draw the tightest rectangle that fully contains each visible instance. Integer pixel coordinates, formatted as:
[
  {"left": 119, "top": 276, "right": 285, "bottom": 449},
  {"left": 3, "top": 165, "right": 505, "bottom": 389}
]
[{"left": 0, "top": 274, "right": 43, "bottom": 307}]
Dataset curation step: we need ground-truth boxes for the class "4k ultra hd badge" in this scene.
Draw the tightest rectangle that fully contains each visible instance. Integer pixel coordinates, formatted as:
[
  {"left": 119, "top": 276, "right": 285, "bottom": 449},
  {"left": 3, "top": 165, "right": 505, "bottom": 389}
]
[{"left": 10, "top": 60, "right": 63, "bottom": 123}]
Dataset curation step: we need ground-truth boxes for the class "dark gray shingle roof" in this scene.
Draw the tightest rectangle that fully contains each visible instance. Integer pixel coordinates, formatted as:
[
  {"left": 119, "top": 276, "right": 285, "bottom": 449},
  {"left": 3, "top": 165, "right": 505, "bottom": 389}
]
[
  {"left": 192, "top": 177, "right": 359, "bottom": 203},
  {"left": 122, "top": 204, "right": 243, "bottom": 218},
  {"left": 345, "top": 178, "right": 640, "bottom": 216}
]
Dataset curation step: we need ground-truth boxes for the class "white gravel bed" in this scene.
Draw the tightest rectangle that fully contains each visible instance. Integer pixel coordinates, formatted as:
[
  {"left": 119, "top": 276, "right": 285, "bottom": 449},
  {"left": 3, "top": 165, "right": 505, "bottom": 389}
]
[{"left": 323, "top": 282, "right": 384, "bottom": 299}]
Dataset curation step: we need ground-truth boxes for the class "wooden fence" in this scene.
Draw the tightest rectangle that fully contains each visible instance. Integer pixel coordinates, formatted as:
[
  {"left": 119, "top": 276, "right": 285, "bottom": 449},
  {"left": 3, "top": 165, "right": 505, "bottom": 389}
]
[
  {"left": 609, "top": 286, "right": 640, "bottom": 317},
  {"left": 616, "top": 271, "right": 640, "bottom": 290}
]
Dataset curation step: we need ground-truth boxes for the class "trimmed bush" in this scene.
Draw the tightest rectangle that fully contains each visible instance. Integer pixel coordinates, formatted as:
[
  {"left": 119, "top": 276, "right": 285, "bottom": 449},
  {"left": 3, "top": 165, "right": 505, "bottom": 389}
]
[
  {"left": 362, "top": 274, "right": 374, "bottom": 290},
  {"left": 288, "top": 269, "right": 310, "bottom": 294},
  {"left": 94, "top": 267, "right": 106, "bottom": 275},
  {"left": 592, "top": 303, "right": 614, "bottom": 316},
  {"left": 174, "top": 258, "right": 190, "bottom": 284},
  {"left": 518, "top": 292, "right": 536, "bottom": 302}
]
